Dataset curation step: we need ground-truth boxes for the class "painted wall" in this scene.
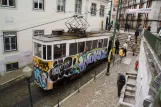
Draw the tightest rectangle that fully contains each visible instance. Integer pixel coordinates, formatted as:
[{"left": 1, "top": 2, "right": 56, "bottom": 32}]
[
  {"left": 135, "top": 40, "right": 152, "bottom": 107},
  {"left": 33, "top": 48, "right": 108, "bottom": 90},
  {"left": 0, "top": 0, "right": 108, "bottom": 76}
]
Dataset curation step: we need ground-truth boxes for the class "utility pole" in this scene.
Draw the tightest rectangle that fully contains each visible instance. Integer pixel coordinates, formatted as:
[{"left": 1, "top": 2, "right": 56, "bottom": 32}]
[
  {"left": 106, "top": 0, "right": 120, "bottom": 76},
  {"left": 109, "top": 0, "right": 113, "bottom": 24}
]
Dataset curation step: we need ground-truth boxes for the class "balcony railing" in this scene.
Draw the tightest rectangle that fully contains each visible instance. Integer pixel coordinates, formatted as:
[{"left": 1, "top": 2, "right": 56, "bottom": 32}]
[{"left": 144, "top": 30, "right": 161, "bottom": 61}]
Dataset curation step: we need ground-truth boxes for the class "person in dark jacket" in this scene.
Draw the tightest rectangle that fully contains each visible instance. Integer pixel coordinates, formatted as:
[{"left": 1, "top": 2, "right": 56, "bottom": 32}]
[
  {"left": 135, "top": 29, "right": 139, "bottom": 43},
  {"left": 116, "top": 23, "right": 120, "bottom": 32},
  {"left": 108, "top": 39, "right": 112, "bottom": 55},
  {"left": 115, "top": 39, "right": 120, "bottom": 54},
  {"left": 147, "top": 26, "right": 151, "bottom": 32},
  {"left": 117, "top": 73, "right": 126, "bottom": 97},
  {"left": 127, "top": 24, "right": 130, "bottom": 32},
  {"left": 124, "top": 23, "right": 128, "bottom": 32}
]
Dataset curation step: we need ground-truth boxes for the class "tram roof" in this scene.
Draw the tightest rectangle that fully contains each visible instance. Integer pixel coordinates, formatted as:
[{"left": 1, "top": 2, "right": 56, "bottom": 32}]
[{"left": 33, "top": 33, "right": 112, "bottom": 42}]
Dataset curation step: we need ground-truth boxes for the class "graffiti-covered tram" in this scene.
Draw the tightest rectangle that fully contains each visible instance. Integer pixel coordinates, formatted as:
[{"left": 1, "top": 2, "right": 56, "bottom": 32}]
[{"left": 33, "top": 33, "right": 112, "bottom": 90}]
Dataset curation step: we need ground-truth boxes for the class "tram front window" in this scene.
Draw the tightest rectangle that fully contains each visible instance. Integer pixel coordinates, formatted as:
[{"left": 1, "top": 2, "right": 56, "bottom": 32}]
[
  {"left": 103, "top": 39, "right": 108, "bottom": 47},
  {"left": 34, "top": 43, "right": 42, "bottom": 58},
  {"left": 54, "top": 44, "right": 66, "bottom": 59}
]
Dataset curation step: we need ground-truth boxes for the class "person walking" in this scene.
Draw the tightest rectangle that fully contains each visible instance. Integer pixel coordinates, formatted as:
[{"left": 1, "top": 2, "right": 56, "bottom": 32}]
[
  {"left": 127, "top": 34, "right": 131, "bottom": 45},
  {"left": 123, "top": 42, "right": 128, "bottom": 57},
  {"left": 132, "top": 42, "right": 138, "bottom": 56},
  {"left": 117, "top": 23, "right": 120, "bottom": 32},
  {"left": 127, "top": 24, "right": 130, "bottom": 32},
  {"left": 119, "top": 48, "right": 124, "bottom": 63},
  {"left": 115, "top": 39, "right": 120, "bottom": 54},
  {"left": 147, "top": 26, "right": 151, "bottom": 32},
  {"left": 139, "top": 24, "right": 143, "bottom": 35},
  {"left": 135, "top": 29, "right": 139, "bottom": 43},
  {"left": 124, "top": 23, "right": 128, "bottom": 32},
  {"left": 117, "top": 73, "right": 126, "bottom": 97}
]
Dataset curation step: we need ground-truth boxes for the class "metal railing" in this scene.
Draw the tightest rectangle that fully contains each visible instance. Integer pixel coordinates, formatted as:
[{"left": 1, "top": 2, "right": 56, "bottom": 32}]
[{"left": 144, "top": 30, "right": 161, "bottom": 61}]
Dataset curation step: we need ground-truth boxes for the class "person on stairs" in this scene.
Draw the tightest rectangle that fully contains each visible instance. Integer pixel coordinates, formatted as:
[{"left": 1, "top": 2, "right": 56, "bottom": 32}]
[
  {"left": 132, "top": 42, "right": 138, "bottom": 56},
  {"left": 123, "top": 42, "right": 128, "bottom": 57},
  {"left": 135, "top": 29, "right": 139, "bottom": 43},
  {"left": 117, "top": 73, "right": 126, "bottom": 97}
]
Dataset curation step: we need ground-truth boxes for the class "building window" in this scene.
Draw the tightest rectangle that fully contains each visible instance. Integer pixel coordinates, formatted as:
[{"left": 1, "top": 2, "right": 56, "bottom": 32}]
[
  {"left": 54, "top": 44, "right": 66, "bottom": 59},
  {"left": 3, "top": 32, "right": 17, "bottom": 52},
  {"left": 1, "top": 0, "right": 15, "bottom": 7},
  {"left": 57, "top": 0, "right": 65, "bottom": 12},
  {"left": 75, "top": 0, "right": 82, "bottom": 14},
  {"left": 100, "top": 5, "right": 105, "bottom": 17},
  {"left": 6, "top": 62, "right": 19, "bottom": 72},
  {"left": 33, "top": 30, "right": 44, "bottom": 36},
  {"left": 33, "top": 0, "right": 44, "bottom": 10},
  {"left": 91, "top": 3, "right": 97, "bottom": 16}
]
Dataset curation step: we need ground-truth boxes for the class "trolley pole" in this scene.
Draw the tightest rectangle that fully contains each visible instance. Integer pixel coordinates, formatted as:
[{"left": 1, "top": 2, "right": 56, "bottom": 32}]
[{"left": 106, "top": 0, "right": 121, "bottom": 76}]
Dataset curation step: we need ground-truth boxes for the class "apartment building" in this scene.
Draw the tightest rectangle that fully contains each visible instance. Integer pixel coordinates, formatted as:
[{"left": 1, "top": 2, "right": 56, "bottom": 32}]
[
  {"left": 0, "top": 0, "right": 108, "bottom": 76},
  {"left": 119, "top": 0, "right": 161, "bottom": 32}
]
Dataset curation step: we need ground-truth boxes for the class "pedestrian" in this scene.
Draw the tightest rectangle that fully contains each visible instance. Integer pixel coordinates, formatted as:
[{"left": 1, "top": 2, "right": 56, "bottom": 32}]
[
  {"left": 127, "top": 34, "right": 131, "bottom": 45},
  {"left": 131, "top": 42, "right": 138, "bottom": 56},
  {"left": 135, "top": 29, "right": 139, "bottom": 43},
  {"left": 127, "top": 24, "right": 130, "bottom": 32},
  {"left": 117, "top": 23, "right": 120, "bottom": 32},
  {"left": 139, "top": 24, "right": 143, "bottom": 35},
  {"left": 124, "top": 23, "right": 127, "bottom": 32},
  {"left": 115, "top": 39, "right": 120, "bottom": 54},
  {"left": 123, "top": 42, "right": 128, "bottom": 57},
  {"left": 119, "top": 48, "right": 124, "bottom": 63},
  {"left": 117, "top": 73, "right": 126, "bottom": 97},
  {"left": 108, "top": 39, "right": 112, "bottom": 55},
  {"left": 147, "top": 26, "right": 151, "bottom": 32},
  {"left": 158, "top": 28, "right": 161, "bottom": 38},
  {"left": 108, "top": 23, "right": 111, "bottom": 31}
]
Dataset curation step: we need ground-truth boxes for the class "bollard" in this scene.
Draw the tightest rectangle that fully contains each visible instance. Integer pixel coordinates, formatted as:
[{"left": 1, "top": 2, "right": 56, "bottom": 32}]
[
  {"left": 77, "top": 82, "right": 80, "bottom": 93},
  {"left": 57, "top": 93, "right": 60, "bottom": 107}
]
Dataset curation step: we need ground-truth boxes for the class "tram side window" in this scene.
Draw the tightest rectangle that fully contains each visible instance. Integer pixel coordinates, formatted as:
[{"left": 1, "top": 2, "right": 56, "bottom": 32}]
[
  {"left": 86, "top": 41, "right": 92, "bottom": 51},
  {"left": 69, "top": 43, "right": 77, "bottom": 55},
  {"left": 47, "top": 45, "right": 52, "bottom": 60},
  {"left": 98, "top": 39, "right": 103, "bottom": 48},
  {"left": 92, "top": 40, "right": 98, "bottom": 49},
  {"left": 103, "top": 39, "right": 108, "bottom": 47},
  {"left": 54, "top": 44, "right": 66, "bottom": 59},
  {"left": 34, "top": 43, "right": 42, "bottom": 58},
  {"left": 43, "top": 45, "right": 46, "bottom": 60},
  {"left": 78, "top": 42, "right": 85, "bottom": 53}
]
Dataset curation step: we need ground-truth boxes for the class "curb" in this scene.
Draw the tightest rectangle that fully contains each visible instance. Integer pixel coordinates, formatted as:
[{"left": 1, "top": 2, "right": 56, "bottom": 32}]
[{"left": 0, "top": 75, "right": 24, "bottom": 91}]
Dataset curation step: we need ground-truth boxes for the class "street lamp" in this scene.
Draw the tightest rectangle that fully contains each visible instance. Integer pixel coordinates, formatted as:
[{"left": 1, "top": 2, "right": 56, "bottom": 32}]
[{"left": 23, "top": 66, "right": 33, "bottom": 107}]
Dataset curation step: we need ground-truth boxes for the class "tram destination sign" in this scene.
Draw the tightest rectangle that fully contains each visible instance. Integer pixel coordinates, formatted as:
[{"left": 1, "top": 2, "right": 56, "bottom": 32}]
[{"left": 126, "top": 8, "right": 152, "bottom": 14}]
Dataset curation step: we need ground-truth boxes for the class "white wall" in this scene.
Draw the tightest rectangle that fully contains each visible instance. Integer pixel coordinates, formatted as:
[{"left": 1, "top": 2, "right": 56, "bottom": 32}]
[
  {"left": 0, "top": 0, "right": 108, "bottom": 76},
  {"left": 135, "top": 40, "right": 152, "bottom": 107}
]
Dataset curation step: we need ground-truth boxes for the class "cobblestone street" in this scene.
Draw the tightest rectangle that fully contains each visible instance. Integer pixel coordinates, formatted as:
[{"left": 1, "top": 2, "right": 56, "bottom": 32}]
[{"left": 59, "top": 52, "right": 138, "bottom": 107}]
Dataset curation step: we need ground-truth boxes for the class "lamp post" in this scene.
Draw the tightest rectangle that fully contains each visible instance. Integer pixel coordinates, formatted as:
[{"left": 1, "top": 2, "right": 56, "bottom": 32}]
[
  {"left": 109, "top": 0, "right": 113, "bottom": 25},
  {"left": 106, "top": 0, "right": 120, "bottom": 76},
  {"left": 23, "top": 66, "right": 33, "bottom": 107}
]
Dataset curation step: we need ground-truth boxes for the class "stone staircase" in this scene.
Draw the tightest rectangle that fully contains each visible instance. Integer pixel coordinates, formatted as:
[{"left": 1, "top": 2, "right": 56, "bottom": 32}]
[
  {"left": 116, "top": 32, "right": 141, "bottom": 53},
  {"left": 119, "top": 72, "right": 137, "bottom": 107}
]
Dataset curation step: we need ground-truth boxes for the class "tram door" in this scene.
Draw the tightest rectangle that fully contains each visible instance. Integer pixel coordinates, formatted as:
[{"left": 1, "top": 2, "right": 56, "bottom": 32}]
[{"left": 43, "top": 45, "right": 46, "bottom": 60}]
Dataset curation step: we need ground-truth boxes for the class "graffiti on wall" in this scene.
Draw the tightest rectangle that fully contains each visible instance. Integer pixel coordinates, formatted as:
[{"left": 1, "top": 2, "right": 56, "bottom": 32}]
[{"left": 33, "top": 48, "right": 108, "bottom": 90}]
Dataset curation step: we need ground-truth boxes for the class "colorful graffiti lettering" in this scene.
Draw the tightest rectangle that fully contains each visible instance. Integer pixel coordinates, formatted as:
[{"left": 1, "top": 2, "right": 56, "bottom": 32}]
[{"left": 33, "top": 48, "right": 108, "bottom": 90}]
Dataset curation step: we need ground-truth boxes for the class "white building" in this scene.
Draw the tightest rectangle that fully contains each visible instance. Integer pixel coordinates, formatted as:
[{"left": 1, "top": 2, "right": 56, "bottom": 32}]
[{"left": 0, "top": 0, "right": 108, "bottom": 76}]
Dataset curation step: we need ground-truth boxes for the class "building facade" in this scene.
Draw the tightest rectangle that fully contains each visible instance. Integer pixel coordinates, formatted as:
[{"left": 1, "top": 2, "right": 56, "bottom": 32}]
[
  {"left": 119, "top": 0, "right": 161, "bottom": 32},
  {"left": 0, "top": 0, "right": 108, "bottom": 76}
]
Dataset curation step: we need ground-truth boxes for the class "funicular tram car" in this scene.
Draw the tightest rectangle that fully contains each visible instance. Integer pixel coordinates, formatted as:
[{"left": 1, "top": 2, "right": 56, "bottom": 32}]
[{"left": 33, "top": 33, "right": 112, "bottom": 90}]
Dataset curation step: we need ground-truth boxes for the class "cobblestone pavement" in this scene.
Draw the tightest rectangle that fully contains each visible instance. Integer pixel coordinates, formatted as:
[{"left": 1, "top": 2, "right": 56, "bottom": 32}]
[{"left": 59, "top": 52, "right": 138, "bottom": 107}]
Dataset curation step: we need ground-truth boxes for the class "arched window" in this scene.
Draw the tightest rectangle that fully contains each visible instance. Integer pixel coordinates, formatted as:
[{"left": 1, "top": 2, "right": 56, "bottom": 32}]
[{"left": 75, "top": 0, "right": 82, "bottom": 14}]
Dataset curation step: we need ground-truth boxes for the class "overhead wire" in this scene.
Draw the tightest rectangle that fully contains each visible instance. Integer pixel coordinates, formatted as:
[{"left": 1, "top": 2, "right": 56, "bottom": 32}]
[{"left": 0, "top": 7, "right": 109, "bottom": 37}]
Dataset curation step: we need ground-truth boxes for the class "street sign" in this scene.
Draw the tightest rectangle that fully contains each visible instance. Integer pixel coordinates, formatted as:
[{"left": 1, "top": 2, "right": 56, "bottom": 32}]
[{"left": 126, "top": 8, "right": 152, "bottom": 14}]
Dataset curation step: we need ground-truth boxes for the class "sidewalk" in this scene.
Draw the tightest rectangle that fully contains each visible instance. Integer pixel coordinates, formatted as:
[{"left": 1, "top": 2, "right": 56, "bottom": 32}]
[
  {"left": 0, "top": 64, "right": 33, "bottom": 90},
  {"left": 55, "top": 52, "right": 138, "bottom": 107}
]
